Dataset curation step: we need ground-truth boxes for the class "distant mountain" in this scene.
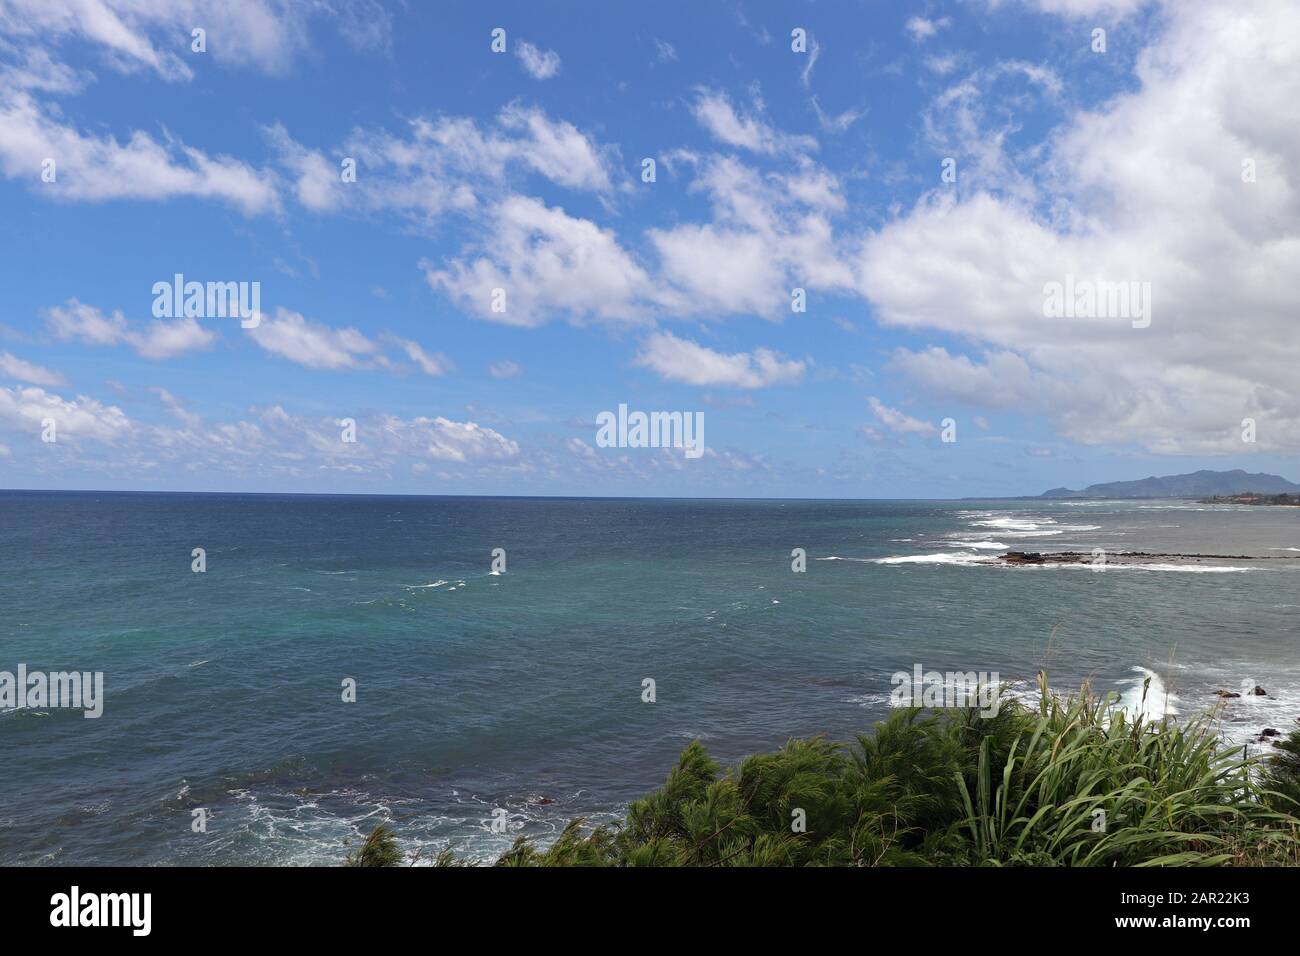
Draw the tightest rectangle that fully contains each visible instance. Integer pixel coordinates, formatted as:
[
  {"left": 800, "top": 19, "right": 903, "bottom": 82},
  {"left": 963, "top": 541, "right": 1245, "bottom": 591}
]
[{"left": 1040, "top": 469, "right": 1300, "bottom": 499}]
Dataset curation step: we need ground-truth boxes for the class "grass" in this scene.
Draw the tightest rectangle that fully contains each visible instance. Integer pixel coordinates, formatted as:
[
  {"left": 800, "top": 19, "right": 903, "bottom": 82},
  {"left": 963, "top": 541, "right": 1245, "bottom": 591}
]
[
  {"left": 349, "top": 674, "right": 1300, "bottom": 867},
  {"left": 343, "top": 824, "right": 403, "bottom": 867}
]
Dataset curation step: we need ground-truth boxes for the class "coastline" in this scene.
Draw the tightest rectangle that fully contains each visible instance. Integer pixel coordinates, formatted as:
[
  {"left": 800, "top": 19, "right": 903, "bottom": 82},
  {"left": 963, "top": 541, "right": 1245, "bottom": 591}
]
[{"left": 999, "top": 550, "right": 1300, "bottom": 567}]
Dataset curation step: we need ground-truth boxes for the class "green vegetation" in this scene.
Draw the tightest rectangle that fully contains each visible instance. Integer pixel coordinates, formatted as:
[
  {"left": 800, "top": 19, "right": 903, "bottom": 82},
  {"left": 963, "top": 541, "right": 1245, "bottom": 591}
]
[
  {"left": 343, "top": 824, "right": 403, "bottom": 867},
  {"left": 351, "top": 676, "right": 1300, "bottom": 866},
  {"left": 1199, "top": 493, "right": 1300, "bottom": 506}
]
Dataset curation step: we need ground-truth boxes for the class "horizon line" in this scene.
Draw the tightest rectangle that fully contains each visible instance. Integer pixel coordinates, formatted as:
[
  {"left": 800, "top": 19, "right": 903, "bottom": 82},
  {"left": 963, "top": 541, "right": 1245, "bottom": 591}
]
[{"left": 0, "top": 486, "right": 1211, "bottom": 503}]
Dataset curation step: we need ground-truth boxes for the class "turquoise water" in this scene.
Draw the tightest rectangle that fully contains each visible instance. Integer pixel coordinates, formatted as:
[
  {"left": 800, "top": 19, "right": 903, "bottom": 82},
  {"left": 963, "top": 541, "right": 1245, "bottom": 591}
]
[{"left": 1, "top": 492, "right": 1297, "bottom": 864}]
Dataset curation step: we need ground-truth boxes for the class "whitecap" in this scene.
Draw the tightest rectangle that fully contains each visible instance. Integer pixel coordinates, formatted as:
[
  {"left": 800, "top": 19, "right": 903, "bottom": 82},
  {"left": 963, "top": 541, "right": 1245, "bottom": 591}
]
[
  {"left": 871, "top": 552, "right": 993, "bottom": 566},
  {"left": 1116, "top": 666, "right": 1179, "bottom": 719},
  {"left": 973, "top": 517, "right": 1046, "bottom": 531}
]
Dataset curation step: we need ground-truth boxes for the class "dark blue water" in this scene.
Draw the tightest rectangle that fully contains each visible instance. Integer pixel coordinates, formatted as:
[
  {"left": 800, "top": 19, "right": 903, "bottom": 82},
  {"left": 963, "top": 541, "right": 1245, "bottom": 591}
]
[{"left": 1, "top": 492, "right": 1297, "bottom": 864}]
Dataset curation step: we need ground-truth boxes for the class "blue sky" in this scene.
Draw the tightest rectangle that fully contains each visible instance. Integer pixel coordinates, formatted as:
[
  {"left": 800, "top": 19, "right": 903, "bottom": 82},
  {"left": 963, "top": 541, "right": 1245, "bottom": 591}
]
[{"left": 1, "top": 0, "right": 1297, "bottom": 497}]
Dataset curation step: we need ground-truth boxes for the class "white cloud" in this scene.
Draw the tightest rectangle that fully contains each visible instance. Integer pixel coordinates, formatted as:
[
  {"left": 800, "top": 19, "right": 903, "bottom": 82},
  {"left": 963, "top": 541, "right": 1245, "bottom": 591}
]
[
  {"left": 0, "top": 0, "right": 385, "bottom": 80},
  {"left": 423, "top": 134, "right": 855, "bottom": 327},
  {"left": 378, "top": 414, "right": 520, "bottom": 463},
  {"left": 44, "top": 299, "right": 216, "bottom": 359},
  {"left": 800, "top": 36, "right": 820, "bottom": 88},
  {"left": 918, "top": 63, "right": 1060, "bottom": 196},
  {"left": 635, "top": 331, "right": 806, "bottom": 388},
  {"left": 0, "top": 44, "right": 86, "bottom": 92},
  {"left": 266, "top": 104, "right": 616, "bottom": 220},
  {"left": 424, "top": 195, "right": 657, "bottom": 327},
  {"left": 516, "top": 40, "right": 561, "bottom": 80},
  {"left": 691, "top": 89, "right": 816, "bottom": 156},
  {"left": 394, "top": 338, "right": 453, "bottom": 377},
  {"left": 130, "top": 317, "right": 218, "bottom": 359},
  {"left": 265, "top": 127, "right": 340, "bottom": 212},
  {"left": 0, "top": 351, "right": 66, "bottom": 386},
  {"left": 1004, "top": 0, "right": 1151, "bottom": 17},
  {"left": 248, "top": 308, "right": 383, "bottom": 370},
  {"left": 859, "top": 0, "right": 1300, "bottom": 454},
  {"left": 925, "top": 54, "right": 960, "bottom": 75},
  {"left": 648, "top": 155, "right": 853, "bottom": 318},
  {"left": 867, "top": 397, "right": 936, "bottom": 435},
  {"left": 890, "top": 347, "right": 1054, "bottom": 409},
  {"left": 57, "top": 398, "right": 523, "bottom": 475},
  {"left": 566, "top": 436, "right": 599, "bottom": 460},
  {"left": 0, "top": 92, "right": 278, "bottom": 214},
  {"left": 0, "top": 0, "right": 192, "bottom": 81},
  {"left": 152, "top": 387, "right": 200, "bottom": 429},
  {"left": 43, "top": 299, "right": 447, "bottom": 380},
  {"left": 905, "top": 17, "right": 951, "bottom": 41},
  {"left": 489, "top": 360, "right": 521, "bottom": 379},
  {"left": 0, "top": 385, "right": 131, "bottom": 443},
  {"left": 653, "top": 39, "right": 677, "bottom": 62},
  {"left": 812, "top": 97, "right": 865, "bottom": 133},
  {"left": 496, "top": 105, "right": 613, "bottom": 193},
  {"left": 44, "top": 299, "right": 127, "bottom": 346}
]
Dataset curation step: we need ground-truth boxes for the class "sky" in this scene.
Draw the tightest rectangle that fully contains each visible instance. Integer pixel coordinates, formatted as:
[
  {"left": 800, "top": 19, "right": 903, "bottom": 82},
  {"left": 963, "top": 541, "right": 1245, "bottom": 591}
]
[{"left": 0, "top": 0, "right": 1297, "bottom": 498}]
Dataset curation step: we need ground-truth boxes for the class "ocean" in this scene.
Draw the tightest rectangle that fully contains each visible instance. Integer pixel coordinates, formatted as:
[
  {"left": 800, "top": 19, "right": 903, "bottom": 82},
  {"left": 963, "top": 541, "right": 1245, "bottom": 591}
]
[{"left": 1, "top": 491, "right": 1297, "bottom": 865}]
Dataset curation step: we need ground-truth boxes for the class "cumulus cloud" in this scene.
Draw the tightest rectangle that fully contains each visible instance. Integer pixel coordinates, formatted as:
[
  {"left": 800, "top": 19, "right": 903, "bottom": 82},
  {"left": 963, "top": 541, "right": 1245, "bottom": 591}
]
[
  {"left": 0, "top": 44, "right": 86, "bottom": 92},
  {"left": 0, "top": 2, "right": 399, "bottom": 214},
  {"left": 566, "top": 436, "right": 598, "bottom": 460},
  {"left": 998, "top": 0, "right": 1151, "bottom": 17},
  {"left": 129, "top": 317, "right": 218, "bottom": 360},
  {"left": 424, "top": 195, "right": 657, "bottom": 327},
  {"left": 496, "top": 105, "right": 613, "bottom": 193},
  {"left": 905, "top": 16, "right": 951, "bottom": 41},
  {"left": 516, "top": 40, "right": 561, "bottom": 80},
  {"left": 648, "top": 155, "right": 853, "bottom": 318},
  {"left": 266, "top": 104, "right": 616, "bottom": 221},
  {"left": 44, "top": 299, "right": 217, "bottom": 359},
  {"left": 44, "top": 299, "right": 127, "bottom": 346},
  {"left": 0, "top": 351, "right": 66, "bottom": 386},
  {"left": 867, "top": 397, "right": 937, "bottom": 435},
  {"left": 0, "top": 386, "right": 519, "bottom": 479},
  {"left": 890, "top": 347, "right": 1053, "bottom": 409},
  {"left": 860, "top": 0, "right": 1300, "bottom": 454},
  {"left": 386, "top": 415, "right": 521, "bottom": 463},
  {"left": 0, "top": 92, "right": 278, "bottom": 214},
  {"left": 248, "top": 308, "right": 384, "bottom": 370},
  {"left": 0, "top": 385, "right": 131, "bottom": 443},
  {"left": 0, "top": 0, "right": 388, "bottom": 80},
  {"left": 634, "top": 331, "right": 806, "bottom": 388},
  {"left": 43, "top": 299, "right": 453, "bottom": 379},
  {"left": 417, "top": 109, "right": 854, "bottom": 327}
]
